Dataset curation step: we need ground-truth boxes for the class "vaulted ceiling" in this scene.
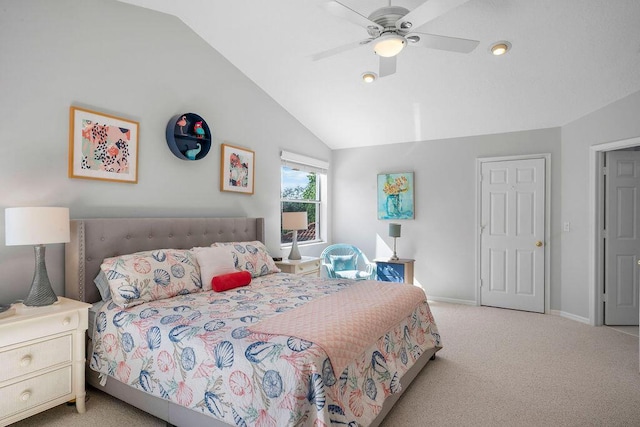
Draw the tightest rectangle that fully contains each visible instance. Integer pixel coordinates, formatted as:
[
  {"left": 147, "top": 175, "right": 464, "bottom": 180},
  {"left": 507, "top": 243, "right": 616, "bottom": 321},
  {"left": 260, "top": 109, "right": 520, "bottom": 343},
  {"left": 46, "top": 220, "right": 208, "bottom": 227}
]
[{"left": 118, "top": 0, "right": 640, "bottom": 149}]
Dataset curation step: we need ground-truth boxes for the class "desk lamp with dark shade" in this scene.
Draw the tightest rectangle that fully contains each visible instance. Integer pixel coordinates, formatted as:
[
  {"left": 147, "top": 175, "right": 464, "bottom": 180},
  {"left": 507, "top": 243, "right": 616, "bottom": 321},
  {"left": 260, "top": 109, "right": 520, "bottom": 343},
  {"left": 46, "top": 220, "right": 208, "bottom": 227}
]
[
  {"left": 5, "top": 207, "right": 70, "bottom": 306},
  {"left": 282, "top": 211, "right": 308, "bottom": 261},
  {"left": 389, "top": 223, "right": 401, "bottom": 261}
]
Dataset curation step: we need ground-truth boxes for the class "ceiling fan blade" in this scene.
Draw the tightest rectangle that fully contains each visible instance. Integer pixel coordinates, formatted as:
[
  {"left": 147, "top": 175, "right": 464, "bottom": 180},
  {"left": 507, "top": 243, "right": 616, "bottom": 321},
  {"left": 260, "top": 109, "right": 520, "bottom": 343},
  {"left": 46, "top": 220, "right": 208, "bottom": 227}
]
[
  {"left": 406, "top": 32, "right": 479, "bottom": 53},
  {"left": 311, "top": 38, "right": 373, "bottom": 61},
  {"left": 396, "top": 0, "right": 471, "bottom": 31},
  {"left": 321, "top": 1, "right": 383, "bottom": 32},
  {"left": 379, "top": 56, "right": 397, "bottom": 77}
]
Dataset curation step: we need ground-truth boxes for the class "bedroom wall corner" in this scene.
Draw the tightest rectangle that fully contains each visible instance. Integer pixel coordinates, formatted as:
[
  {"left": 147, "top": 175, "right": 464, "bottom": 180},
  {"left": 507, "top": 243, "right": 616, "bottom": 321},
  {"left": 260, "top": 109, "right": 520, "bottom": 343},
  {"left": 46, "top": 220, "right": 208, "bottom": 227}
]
[
  {"left": 560, "top": 89, "right": 640, "bottom": 321},
  {"left": 0, "top": 0, "right": 330, "bottom": 305},
  {"left": 331, "top": 128, "right": 562, "bottom": 307}
]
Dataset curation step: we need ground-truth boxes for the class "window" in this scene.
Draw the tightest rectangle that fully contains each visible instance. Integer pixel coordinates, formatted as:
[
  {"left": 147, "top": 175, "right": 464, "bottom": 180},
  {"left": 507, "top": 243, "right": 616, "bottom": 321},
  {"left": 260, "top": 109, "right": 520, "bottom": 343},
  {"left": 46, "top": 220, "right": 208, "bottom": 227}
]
[{"left": 280, "top": 151, "right": 328, "bottom": 246}]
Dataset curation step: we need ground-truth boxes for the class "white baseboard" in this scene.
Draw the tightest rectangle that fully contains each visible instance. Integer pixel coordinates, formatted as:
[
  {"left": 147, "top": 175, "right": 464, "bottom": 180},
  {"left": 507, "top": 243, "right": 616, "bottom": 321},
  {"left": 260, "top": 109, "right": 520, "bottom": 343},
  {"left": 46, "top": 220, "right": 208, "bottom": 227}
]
[
  {"left": 549, "top": 309, "right": 591, "bottom": 325},
  {"left": 427, "top": 296, "right": 477, "bottom": 306},
  {"left": 427, "top": 298, "right": 593, "bottom": 325}
]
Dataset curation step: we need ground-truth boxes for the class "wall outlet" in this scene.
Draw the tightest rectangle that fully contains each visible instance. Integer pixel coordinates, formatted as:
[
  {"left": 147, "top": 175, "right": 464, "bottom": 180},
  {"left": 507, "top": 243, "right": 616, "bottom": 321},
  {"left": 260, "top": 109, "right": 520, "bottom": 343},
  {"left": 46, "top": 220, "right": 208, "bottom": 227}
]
[{"left": 563, "top": 221, "right": 571, "bottom": 232}]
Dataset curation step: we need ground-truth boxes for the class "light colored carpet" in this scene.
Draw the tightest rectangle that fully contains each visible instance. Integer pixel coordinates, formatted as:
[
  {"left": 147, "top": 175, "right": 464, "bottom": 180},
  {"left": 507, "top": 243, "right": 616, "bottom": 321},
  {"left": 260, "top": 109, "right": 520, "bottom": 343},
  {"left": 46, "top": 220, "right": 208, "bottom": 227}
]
[
  {"left": 10, "top": 302, "right": 640, "bottom": 427},
  {"left": 381, "top": 302, "right": 640, "bottom": 427},
  {"left": 606, "top": 325, "right": 639, "bottom": 338}
]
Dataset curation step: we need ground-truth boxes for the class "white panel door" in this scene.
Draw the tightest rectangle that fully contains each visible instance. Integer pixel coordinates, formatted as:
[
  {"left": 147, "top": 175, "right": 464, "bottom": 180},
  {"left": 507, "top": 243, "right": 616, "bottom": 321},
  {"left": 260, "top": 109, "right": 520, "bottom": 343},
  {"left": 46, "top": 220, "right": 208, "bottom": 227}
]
[
  {"left": 480, "top": 158, "right": 545, "bottom": 313},
  {"left": 604, "top": 151, "right": 640, "bottom": 325}
]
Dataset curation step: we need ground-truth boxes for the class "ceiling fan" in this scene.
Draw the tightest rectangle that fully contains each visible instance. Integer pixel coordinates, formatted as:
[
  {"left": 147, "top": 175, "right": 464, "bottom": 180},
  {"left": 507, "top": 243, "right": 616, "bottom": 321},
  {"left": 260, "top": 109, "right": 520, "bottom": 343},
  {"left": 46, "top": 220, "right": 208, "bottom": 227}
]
[{"left": 313, "top": 0, "right": 480, "bottom": 78}]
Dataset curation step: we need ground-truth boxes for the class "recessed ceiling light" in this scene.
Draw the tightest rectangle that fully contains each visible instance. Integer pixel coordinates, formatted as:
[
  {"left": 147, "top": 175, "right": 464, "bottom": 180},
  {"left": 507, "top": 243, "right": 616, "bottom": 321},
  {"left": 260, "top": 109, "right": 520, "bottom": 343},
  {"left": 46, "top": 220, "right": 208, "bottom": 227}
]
[
  {"left": 490, "top": 41, "right": 511, "bottom": 56},
  {"left": 361, "top": 72, "right": 377, "bottom": 83}
]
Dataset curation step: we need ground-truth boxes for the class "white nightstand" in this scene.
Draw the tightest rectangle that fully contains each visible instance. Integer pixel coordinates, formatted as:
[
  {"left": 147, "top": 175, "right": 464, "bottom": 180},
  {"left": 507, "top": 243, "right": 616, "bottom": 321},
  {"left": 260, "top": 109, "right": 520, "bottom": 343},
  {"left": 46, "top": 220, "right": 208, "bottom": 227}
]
[
  {"left": 275, "top": 256, "right": 321, "bottom": 277},
  {"left": 0, "top": 297, "right": 91, "bottom": 426}
]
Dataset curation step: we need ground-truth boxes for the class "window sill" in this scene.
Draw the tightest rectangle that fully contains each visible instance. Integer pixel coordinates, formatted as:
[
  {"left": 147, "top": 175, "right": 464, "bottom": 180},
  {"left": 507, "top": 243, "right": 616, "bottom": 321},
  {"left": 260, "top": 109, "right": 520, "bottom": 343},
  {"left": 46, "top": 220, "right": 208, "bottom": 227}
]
[{"left": 281, "top": 240, "right": 325, "bottom": 249}]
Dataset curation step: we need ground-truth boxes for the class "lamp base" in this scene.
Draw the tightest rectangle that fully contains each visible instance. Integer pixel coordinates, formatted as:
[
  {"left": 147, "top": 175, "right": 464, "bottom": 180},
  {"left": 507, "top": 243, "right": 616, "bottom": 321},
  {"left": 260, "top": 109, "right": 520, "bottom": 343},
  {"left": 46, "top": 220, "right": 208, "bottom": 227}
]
[
  {"left": 287, "top": 231, "right": 302, "bottom": 260},
  {"left": 23, "top": 245, "right": 58, "bottom": 307},
  {"left": 390, "top": 237, "right": 399, "bottom": 261}
]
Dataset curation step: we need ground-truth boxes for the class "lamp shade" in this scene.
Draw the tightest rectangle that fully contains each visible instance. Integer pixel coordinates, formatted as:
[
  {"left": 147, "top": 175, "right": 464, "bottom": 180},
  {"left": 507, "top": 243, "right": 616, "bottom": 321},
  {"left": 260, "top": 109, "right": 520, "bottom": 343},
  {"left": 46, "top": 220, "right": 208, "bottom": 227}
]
[
  {"left": 389, "top": 223, "right": 401, "bottom": 238},
  {"left": 5, "top": 207, "right": 70, "bottom": 246},
  {"left": 282, "top": 212, "right": 308, "bottom": 231}
]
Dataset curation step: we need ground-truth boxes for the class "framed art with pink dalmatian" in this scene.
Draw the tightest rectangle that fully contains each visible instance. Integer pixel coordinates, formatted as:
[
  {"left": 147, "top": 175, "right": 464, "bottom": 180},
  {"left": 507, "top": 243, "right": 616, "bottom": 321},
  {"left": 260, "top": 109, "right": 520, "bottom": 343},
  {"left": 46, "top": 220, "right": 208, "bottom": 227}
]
[{"left": 68, "top": 106, "right": 139, "bottom": 183}]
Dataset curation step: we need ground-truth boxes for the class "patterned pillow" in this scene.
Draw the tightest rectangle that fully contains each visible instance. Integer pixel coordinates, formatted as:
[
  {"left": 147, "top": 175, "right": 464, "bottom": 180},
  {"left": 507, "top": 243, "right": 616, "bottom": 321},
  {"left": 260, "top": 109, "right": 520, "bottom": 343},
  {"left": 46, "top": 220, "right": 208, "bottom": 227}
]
[
  {"left": 211, "top": 241, "right": 280, "bottom": 277},
  {"left": 100, "top": 249, "right": 202, "bottom": 308},
  {"left": 330, "top": 254, "right": 357, "bottom": 272}
]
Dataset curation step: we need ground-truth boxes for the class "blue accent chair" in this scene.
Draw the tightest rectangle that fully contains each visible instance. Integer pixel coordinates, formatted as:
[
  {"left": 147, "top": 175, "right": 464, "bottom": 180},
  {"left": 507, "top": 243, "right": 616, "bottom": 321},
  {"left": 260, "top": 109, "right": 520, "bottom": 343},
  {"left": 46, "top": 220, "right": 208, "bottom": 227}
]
[{"left": 320, "top": 244, "right": 376, "bottom": 280}]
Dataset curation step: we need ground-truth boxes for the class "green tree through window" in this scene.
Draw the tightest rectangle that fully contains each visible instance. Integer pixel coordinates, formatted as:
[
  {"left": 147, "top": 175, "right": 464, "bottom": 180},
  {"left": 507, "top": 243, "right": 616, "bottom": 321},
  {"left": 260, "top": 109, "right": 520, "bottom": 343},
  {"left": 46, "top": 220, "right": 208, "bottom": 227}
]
[{"left": 281, "top": 167, "right": 320, "bottom": 243}]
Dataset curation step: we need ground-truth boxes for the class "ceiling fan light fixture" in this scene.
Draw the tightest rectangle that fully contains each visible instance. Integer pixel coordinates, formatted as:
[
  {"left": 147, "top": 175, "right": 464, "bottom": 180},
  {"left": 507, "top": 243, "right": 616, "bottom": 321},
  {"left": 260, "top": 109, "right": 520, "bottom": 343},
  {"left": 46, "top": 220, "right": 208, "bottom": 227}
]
[
  {"left": 490, "top": 41, "right": 511, "bottom": 56},
  {"left": 361, "top": 72, "right": 377, "bottom": 83},
  {"left": 374, "top": 33, "right": 406, "bottom": 57}
]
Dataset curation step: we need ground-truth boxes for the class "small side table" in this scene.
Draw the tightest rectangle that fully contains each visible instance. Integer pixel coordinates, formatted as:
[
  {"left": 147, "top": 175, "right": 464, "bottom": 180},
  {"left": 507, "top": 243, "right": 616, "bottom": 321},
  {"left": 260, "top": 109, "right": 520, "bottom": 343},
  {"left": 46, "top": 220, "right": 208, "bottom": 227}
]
[
  {"left": 0, "top": 297, "right": 91, "bottom": 425},
  {"left": 275, "top": 256, "right": 321, "bottom": 277},
  {"left": 374, "top": 258, "right": 415, "bottom": 284}
]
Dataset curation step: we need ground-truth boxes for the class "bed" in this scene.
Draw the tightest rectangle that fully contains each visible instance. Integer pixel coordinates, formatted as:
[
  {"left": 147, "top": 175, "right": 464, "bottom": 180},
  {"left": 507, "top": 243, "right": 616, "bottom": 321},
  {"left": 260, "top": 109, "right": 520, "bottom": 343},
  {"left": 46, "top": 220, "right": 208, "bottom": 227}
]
[{"left": 64, "top": 217, "right": 441, "bottom": 426}]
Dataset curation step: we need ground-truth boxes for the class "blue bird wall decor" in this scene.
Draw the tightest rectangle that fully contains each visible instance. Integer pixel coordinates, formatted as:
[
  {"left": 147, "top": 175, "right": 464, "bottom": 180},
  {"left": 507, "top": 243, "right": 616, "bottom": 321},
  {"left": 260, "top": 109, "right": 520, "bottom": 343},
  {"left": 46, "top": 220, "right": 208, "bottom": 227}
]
[{"left": 194, "top": 121, "right": 205, "bottom": 138}]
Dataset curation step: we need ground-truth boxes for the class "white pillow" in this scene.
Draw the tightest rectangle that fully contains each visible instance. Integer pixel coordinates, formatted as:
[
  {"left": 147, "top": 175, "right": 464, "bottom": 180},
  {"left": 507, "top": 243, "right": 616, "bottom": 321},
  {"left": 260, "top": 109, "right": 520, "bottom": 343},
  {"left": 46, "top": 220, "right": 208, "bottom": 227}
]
[{"left": 194, "top": 247, "right": 237, "bottom": 291}]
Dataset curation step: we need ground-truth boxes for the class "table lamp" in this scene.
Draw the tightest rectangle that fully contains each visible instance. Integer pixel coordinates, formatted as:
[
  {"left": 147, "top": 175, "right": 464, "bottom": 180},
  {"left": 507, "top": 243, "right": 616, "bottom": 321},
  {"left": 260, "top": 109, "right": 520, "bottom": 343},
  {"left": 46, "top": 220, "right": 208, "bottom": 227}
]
[
  {"left": 389, "top": 223, "right": 401, "bottom": 261},
  {"left": 5, "top": 207, "right": 70, "bottom": 306},
  {"left": 282, "top": 211, "right": 308, "bottom": 260}
]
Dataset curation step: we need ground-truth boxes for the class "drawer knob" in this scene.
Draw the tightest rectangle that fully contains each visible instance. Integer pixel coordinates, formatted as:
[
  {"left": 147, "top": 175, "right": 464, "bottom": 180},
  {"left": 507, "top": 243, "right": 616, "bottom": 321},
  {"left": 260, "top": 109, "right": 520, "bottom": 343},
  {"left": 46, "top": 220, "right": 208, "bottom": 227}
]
[
  {"left": 20, "top": 355, "right": 32, "bottom": 367},
  {"left": 62, "top": 317, "right": 71, "bottom": 325},
  {"left": 20, "top": 390, "right": 31, "bottom": 401}
]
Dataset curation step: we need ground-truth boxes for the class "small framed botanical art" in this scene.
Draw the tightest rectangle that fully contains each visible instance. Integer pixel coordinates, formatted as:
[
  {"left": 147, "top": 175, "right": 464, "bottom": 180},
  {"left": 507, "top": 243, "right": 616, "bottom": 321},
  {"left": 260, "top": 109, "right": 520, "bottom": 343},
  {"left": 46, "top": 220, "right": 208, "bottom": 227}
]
[
  {"left": 377, "top": 172, "right": 415, "bottom": 220},
  {"left": 69, "top": 106, "right": 139, "bottom": 183},
  {"left": 220, "top": 143, "right": 255, "bottom": 195}
]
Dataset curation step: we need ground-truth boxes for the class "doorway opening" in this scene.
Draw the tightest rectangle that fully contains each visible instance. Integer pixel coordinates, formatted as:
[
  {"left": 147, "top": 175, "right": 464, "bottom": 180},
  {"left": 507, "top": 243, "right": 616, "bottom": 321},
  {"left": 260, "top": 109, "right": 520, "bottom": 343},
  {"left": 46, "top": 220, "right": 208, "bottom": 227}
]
[{"left": 589, "top": 136, "right": 640, "bottom": 326}]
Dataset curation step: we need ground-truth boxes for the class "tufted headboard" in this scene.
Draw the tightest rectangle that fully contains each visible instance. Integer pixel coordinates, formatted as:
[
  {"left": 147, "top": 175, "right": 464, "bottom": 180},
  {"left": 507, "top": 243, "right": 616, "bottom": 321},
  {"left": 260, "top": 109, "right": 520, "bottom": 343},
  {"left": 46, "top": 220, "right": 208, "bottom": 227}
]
[{"left": 64, "top": 217, "right": 265, "bottom": 303}]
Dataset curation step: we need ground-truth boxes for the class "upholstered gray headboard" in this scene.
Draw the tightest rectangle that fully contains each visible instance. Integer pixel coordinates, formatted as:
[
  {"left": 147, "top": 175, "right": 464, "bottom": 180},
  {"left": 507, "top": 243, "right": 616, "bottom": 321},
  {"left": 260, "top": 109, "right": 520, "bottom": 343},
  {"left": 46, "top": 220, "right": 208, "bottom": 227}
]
[{"left": 65, "top": 217, "right": 265, "bottom": 303}]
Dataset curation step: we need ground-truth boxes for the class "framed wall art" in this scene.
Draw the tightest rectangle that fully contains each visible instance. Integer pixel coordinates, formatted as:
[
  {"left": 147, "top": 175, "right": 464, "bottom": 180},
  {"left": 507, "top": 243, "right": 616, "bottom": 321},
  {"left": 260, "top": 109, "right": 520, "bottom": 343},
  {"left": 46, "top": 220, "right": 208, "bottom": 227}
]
[
  {"left": 220, "top": 143, "right": 255, "bottom": 195},
  {"left": 68, "top": 106, "right": 139, "bottom": 183},
  {"left": 377, "top": 172, "right": 415, "bottom": 220}
]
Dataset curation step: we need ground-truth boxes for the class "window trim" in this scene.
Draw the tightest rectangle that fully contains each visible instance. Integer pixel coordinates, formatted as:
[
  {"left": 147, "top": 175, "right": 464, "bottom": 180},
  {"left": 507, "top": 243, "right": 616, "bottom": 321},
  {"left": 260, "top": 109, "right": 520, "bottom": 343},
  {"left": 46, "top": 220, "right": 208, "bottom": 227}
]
[{"left": 280, "top": 151, "right": 328, "bottom": 247}]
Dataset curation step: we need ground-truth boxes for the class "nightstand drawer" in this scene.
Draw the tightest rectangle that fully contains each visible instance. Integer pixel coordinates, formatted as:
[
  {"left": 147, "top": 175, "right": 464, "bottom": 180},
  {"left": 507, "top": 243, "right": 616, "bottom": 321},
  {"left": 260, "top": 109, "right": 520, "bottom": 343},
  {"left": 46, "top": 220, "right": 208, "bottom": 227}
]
[
  {"left": 0, "top": 335, "right": 72, "bottom": 383},
  {"left": 0, "top": 365, "right": 72, "bottom": 419},
  {"left": 275, "top": 256, "right": 321, "bottom": 277},
  {"left": 297, "top": 259, "right": 320, "bottom": 274},
  {"left": 1, "top": 310, "right": 81, "bottom": 346},
  {"left": 39, "top": 310, "right": 80, "bottom": 335}
]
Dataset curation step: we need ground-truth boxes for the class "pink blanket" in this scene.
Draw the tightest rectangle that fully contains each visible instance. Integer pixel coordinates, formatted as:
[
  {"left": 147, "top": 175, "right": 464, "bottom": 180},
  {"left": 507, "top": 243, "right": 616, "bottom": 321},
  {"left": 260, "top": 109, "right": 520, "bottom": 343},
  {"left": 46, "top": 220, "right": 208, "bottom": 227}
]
[{"left": 248, "top": 281, "right": 427, "bottom": 376}]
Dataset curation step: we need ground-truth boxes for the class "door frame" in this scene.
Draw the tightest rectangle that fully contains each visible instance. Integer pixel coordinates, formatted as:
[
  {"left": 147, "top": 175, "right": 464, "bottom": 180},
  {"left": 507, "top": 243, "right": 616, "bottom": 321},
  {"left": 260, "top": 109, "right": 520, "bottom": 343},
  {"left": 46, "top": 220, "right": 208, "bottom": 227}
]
[
  {"left": 589, "top": 135, "right": 640, "bottom": 326},
  {"left": 475, "top": 153, "right": 551, "bottom": 313}
]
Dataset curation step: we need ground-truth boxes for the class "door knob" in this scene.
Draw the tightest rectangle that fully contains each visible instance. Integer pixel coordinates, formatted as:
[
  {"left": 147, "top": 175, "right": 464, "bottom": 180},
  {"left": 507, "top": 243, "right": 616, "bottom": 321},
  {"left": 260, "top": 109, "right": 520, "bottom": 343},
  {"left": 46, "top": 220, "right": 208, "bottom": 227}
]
[{"left": 535, "top": 241, "right": 543, "bottom": 247}]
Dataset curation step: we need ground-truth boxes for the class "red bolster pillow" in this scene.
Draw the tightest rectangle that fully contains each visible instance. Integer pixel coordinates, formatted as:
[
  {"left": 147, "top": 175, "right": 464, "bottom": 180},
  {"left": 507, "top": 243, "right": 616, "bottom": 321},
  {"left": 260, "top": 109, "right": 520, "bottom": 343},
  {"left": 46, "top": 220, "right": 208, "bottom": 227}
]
[{"left": 211, "top": 271, "right": 252, "bottom": 292}]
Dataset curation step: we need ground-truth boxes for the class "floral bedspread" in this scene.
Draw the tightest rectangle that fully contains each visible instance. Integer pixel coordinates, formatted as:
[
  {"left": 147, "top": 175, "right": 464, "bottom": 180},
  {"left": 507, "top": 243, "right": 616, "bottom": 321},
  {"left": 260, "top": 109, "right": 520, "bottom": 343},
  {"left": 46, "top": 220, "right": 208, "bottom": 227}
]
[{"left": 90, "top": 273, "right": 442, "bottom": 426}]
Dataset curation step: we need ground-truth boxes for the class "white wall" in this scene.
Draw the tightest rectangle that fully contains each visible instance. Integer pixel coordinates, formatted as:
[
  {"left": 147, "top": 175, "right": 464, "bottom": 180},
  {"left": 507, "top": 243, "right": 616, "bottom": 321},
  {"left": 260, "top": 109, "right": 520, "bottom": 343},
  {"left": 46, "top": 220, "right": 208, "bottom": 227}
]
[
  {"left": 332, "top": 128, "right": 562, "bottom": 306},
  {"left": 0, "top": 0, "right": 330, "bottom": 305},
  {"left": 560, "top": 90, "right": 640, "bottom": 320},
  {"left": 3, "top": 1, "right": 639, "bottom": 321},
  {"left": 331, "top": 87, "right": 640, "bottom": 320}
]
